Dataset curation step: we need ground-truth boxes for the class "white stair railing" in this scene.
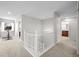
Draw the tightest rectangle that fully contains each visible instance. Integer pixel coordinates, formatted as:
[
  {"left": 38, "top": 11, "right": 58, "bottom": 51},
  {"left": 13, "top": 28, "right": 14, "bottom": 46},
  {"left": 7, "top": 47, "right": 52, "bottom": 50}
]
[
  {"left": 24, "top": 30, "right": 44, "bottom": 56},
  {"left": 24, "top": 30, "right": 55, "bottom": 57}
]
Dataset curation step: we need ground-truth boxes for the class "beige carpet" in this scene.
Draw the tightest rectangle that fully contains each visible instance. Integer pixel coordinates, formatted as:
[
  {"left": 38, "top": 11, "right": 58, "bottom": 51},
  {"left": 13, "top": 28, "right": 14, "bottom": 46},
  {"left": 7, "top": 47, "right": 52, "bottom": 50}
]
[
  {"left": 41, "top": 40, "right": 77, "bottom": 57},
  {"left": 0, "top": 38, "right": 77, "bottom": 57},
  {"left": 0, "top": 39, "right": 32, "bottom": 57}
]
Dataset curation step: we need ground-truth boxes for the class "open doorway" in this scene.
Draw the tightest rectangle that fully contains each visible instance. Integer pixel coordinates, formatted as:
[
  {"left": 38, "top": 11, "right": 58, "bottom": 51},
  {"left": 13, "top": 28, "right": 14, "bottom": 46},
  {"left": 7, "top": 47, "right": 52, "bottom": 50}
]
[
  {"left": 60, "top": 17, "right": 76, "bottom": 49},
  {"left": 61, "top": 19, "right": 70, "bottom": 40},
  {"left": 0, "top": 19, "right": 15, "bottom": 40}
]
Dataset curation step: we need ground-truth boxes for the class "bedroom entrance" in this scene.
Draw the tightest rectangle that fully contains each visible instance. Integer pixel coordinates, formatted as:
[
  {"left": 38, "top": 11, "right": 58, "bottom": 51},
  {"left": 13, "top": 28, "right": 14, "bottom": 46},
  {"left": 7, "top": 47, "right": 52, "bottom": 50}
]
[
  {"left": 61, "top": 18, "right": 70, "bottom": 40},
  {"left": 60, "top": 17, "right": 77, "bottom": 49}
]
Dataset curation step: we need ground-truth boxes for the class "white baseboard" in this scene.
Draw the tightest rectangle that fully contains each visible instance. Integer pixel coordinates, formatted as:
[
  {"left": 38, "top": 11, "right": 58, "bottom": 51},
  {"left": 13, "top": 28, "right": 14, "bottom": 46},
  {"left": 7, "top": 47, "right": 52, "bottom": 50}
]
[
  {"left": 24, "top": 45, "right": 35, "bottom": 57},
  {"left": 39, "top": 43, "right": 56, "bottom": 56},
  {"left": 24, "top": 42, "right": 58, "bottom": 57}
]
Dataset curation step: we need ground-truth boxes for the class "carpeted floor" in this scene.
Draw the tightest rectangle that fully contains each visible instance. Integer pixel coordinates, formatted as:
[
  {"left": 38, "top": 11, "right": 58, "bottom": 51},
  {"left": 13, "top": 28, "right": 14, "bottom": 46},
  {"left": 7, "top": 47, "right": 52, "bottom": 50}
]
[
  {"left": 0, "top": 38, "right": 77, "bottom": 57},
  {"left": 0, "top": 39, "right": 32, "bottom": 57},
  {"left": 41, "top": 39, "right": 77, "bottom": 57}
]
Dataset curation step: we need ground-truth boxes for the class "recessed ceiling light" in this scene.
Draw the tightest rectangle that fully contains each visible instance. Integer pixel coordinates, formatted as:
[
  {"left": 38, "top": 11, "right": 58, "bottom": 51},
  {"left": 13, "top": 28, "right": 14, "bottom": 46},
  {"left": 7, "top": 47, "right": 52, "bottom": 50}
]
[{"left": 8, "top": 12, "right": 12, "bottom": 14}]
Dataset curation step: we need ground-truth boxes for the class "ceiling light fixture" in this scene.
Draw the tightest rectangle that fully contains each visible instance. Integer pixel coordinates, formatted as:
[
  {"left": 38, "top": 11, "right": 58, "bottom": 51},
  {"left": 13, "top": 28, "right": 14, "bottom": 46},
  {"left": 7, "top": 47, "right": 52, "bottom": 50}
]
[
  {"left": 64, "top": 18, "right": 71, "bottom": 22},
  {"left": 8, "top": 12, "right": 12, "bottom": 14}
]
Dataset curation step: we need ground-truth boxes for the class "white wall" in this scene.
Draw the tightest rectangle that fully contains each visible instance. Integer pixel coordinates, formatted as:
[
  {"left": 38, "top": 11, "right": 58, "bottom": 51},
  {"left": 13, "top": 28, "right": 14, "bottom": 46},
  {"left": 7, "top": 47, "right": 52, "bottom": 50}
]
[
  {"left": 15, "top": 16, "right": 22, "bottom": 39},
  {"left": 42, "top": 18, "right": 56, "bottom": 50},
  {"left": 22, "top": 15, "right": 41, "bottom": 32},
  {"left": 69, "top": 17, "right": 78, "bottom": 42},
  {"left": 22, "top": 15, "right": 58, "bottom": 56},
  {"left": 77, "top": 2, "right": 79, "bottom": 55},
  {"left": 52, "top": 12, "right": 62, "bottom": 42},
  {"left": 56, "top": 17, "right": 62, "bottom": 42},
  {"left": 22, "top": 12, "right": 62, "bottom": 56},
  {"left": 38, "top": 16, "right": 61, "bottom": 55},
  {"left": 22, "top": 15, "right": 42, "bottom": 56}
]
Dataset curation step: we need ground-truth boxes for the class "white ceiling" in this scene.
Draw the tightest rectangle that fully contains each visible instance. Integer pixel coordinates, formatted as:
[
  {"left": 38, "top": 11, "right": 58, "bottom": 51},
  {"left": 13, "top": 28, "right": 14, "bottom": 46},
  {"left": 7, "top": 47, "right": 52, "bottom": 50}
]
[{"left": 0, "top": 1, "right": 77, "bottom": 20}]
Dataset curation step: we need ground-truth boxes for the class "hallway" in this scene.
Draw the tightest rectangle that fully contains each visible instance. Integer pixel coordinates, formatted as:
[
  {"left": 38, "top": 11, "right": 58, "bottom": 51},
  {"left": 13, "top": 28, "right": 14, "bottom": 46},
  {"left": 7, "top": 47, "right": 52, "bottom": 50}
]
[{"left": 0, "top": 1, "right": 78, "bottom": 57}]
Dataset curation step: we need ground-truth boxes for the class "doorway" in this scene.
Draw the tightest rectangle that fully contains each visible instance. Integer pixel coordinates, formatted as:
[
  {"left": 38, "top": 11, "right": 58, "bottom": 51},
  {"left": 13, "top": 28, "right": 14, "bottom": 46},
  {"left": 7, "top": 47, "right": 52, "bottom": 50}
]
[
  {"left": 0, "top": 20, "right": 15, "bottom": 40},
  {"left": 61, "top": 20, "right": 69, "bottom": 40},
  {"left": 60, "top": 17, "right": 76, "bottom": 49}
]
